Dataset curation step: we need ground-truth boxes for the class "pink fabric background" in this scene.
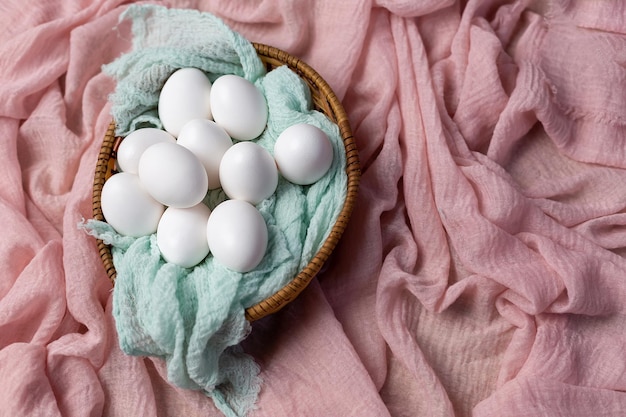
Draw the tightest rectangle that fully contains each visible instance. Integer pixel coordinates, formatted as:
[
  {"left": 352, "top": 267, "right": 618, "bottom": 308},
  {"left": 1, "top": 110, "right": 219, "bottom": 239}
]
[{"left": 2, "top": 0, "right": 626, "bottom": 415}]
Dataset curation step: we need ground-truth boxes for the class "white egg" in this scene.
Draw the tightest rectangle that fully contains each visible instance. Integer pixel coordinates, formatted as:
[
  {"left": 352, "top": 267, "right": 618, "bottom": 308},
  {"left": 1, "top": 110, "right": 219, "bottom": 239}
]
[
  {"left": 219, "top": 141, "right": 278, "bottom": 205},
  {"left": 158, "top": 68, "right": 212, "bottom": 137},
  {"left": 210, "top": 74, "right": 268, "bottom": 141},
  {"left": 138, "top": 141, "right": 208, "bottom": 208},
  {"left": 206, "top": 199, "right": 268, "bottom": 273},
  {"left": 274, "top": 123, "right": 334, "bottom": 185},
  {"left": 117, "top": 128, "right": 176, "bottom": 174},
  {"left": 101, "top": 172, "right": 165, "bottom": 237},
  {"left": 157, "top": 203, "right": 211, "bottom": 268},
  {"left": 177, "top": 119, "right": 233, "bottom": 190}
]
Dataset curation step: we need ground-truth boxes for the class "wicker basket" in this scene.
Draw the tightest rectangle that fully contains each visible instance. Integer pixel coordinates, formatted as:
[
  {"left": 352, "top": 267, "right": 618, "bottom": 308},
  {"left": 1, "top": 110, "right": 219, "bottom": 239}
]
[{"left": 92, "top": 43, "right": 360, "bottom": 321}]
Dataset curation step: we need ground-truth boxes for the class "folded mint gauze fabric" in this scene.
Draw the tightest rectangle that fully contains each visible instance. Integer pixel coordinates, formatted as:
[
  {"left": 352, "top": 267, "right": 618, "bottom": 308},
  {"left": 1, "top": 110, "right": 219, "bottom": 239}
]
[{"left": 83, "top": 5, "right": 347, "bottom": 416}]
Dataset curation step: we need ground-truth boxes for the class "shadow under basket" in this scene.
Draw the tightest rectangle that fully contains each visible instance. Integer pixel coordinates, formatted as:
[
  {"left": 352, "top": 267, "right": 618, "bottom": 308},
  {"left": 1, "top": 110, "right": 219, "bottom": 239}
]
[{"left": 92, "top": 43, "right": 361, "bottom": 322}]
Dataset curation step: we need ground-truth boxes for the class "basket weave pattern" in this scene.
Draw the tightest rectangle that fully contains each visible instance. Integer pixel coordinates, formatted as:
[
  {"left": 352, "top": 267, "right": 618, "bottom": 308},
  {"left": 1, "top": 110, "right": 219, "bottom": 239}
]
[{"left": 92, "top": 43, "right": 360, "bottom": 321}]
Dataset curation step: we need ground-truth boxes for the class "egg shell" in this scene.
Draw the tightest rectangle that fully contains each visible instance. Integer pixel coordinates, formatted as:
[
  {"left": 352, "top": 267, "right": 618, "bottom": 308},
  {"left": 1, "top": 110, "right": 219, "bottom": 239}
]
[
  {"left": 157, "top": 203, "right": 211, "bottom": 268},
  {"left": 210, "top": 74, "right": 268, "bottom": 141},
  {"left": 206, "top": 199, "right": 268, "bottom": 273},
  {"left": 158, "top": 68, "right": 212, "bottom": 137},
  {"left": 219, "top": 141, "right": 278, "bottom": 205},
  {"left": 117, "top": 128, "right": 176, "bottom": 174},
  {"left": 273, "top": 123, "right": 334, "bottom": 185},
  {"left": 138, "top": 141, "right": 208, "bottom": 208},
  {"left": 177, "top": 119, "right": 233, "bottom": 190},
  {"left": 101, "top": 172, "right": 165, "bottom": 237}
]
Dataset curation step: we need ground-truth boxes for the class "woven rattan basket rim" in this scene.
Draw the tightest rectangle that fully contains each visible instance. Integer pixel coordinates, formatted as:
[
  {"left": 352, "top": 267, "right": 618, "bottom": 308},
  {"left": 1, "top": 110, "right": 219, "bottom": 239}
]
[{"left": 92, "top": 43, "right": 360, "bottom": 321}]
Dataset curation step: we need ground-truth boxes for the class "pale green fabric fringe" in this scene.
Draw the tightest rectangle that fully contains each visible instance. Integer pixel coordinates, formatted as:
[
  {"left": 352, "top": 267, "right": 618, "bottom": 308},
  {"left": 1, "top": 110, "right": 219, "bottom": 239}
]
[{"left": 83, "top": 4, "right": 346, "bottom": 417}]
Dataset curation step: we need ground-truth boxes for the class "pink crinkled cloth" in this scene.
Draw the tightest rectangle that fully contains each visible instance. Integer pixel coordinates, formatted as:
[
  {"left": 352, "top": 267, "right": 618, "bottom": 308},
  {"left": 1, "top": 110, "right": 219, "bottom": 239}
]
[{"left": 1, "top": 0, "right": 626, "bottom": 416}]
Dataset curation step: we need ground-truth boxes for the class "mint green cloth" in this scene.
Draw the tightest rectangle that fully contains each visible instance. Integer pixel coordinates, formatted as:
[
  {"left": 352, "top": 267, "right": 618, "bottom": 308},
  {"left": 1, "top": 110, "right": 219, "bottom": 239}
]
[{"left": 83, "top": 5, "right": 346, "bottom": 417}]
